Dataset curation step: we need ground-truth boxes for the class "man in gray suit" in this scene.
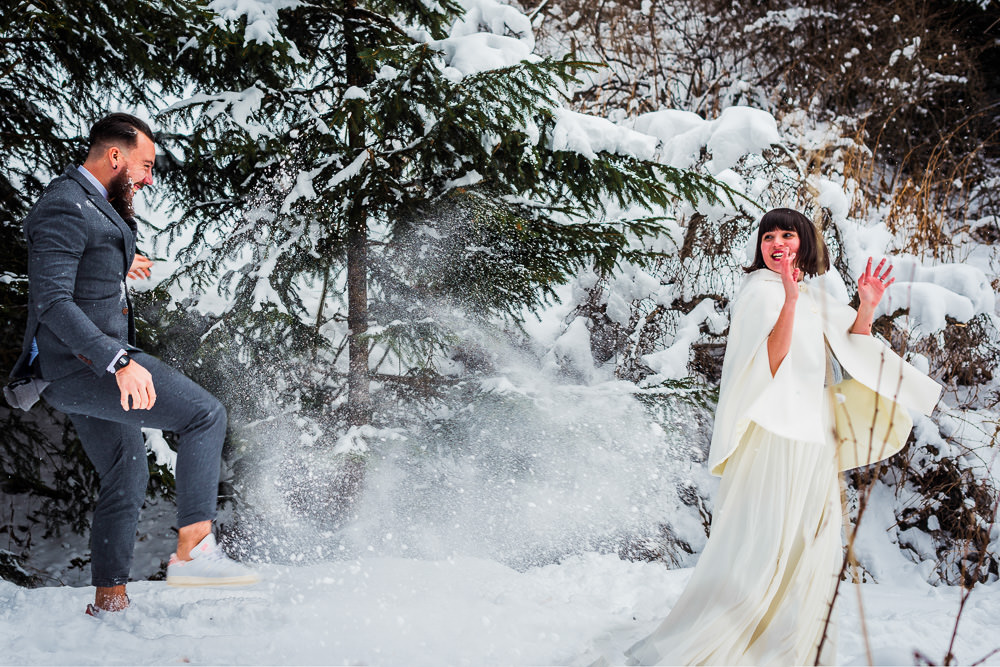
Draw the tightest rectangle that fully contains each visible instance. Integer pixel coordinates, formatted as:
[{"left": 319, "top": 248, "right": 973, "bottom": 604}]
[{"left": 9, "top": 113, "right": 257, "bottom": 614}]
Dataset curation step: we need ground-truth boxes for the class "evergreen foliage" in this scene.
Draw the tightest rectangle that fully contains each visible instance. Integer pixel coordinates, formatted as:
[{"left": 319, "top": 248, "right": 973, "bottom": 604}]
[
  {"left": 158, "top": 0, "right": 730, "bottom": 427},
  {"left": 1, "top": 0, "right": 728, "bottom": 580}
]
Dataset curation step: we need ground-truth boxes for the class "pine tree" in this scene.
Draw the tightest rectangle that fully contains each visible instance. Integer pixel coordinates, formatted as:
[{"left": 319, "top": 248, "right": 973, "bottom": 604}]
[{"left": 159, "top": 0, "right": 730, "bottom": 429}]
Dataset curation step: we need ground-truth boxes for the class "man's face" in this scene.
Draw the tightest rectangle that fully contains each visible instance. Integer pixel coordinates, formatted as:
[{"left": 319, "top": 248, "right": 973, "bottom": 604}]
[{"left": 109, "top": 132, "right": 155, "bottom": 221}]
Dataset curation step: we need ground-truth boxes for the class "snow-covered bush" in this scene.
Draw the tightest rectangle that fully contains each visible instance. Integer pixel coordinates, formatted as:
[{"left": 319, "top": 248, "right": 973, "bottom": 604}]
[
  {"left": 522, "top": 0, "right": 1000, "bottom": 585},
  {"left": 529, "top": 0, "right": 1000, "bottom": 253}
]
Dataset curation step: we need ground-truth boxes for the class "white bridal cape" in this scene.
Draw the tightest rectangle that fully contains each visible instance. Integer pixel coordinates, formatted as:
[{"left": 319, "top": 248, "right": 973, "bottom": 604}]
[{"left": 625, "top": 269, "right": 941, "bottom": 666}]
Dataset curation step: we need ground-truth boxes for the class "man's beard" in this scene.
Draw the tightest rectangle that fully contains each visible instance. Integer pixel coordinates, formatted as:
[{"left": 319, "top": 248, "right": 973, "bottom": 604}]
[{"left": 108, "top": 169, "right": 136, "bottom": 230}]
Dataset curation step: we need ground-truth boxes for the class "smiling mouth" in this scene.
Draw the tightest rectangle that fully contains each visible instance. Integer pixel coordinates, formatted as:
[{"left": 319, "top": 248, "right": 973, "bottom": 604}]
[{"left": 771, "top": 251, "right": 785, "bottom": 259}]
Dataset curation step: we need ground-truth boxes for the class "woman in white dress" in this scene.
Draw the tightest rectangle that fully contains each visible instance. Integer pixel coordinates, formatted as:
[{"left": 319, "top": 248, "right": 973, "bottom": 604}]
[{"left": 625, "top": 208, "right": 941, "bottom": 666}]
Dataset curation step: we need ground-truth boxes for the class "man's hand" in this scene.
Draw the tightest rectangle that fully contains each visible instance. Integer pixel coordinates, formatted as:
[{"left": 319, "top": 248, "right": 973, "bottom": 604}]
[
  {"left": 116, "top": 360, "right": 156, "bottom": 411},
  {"left": 128, "top": 254, "right": 153, "bottom": 280}
]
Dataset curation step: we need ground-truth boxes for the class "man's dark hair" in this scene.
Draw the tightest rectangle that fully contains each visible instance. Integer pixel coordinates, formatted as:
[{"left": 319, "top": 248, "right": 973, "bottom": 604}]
[
  {"left": 87, "top": 113, "right": 154, "bottom": 155},
  {"left": 745, "top": 207, "right": 830, "bottom": 277}
]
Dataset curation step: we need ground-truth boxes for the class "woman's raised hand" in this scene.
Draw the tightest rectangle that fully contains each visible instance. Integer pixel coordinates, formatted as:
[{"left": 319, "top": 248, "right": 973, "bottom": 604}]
[
  {"left": 767, "top": 250, "right": 800, "bottom": 375},
  {"left": 778, "top": 251, "right": 801, "bottom": 303},
  {"left": 857, "top": 257, "right": 894, "bottom": 309}
]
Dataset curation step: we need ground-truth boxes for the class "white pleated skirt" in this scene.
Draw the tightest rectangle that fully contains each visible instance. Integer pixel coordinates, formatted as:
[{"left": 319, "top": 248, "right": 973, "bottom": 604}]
[{"left": 626, "top": 423, "right": 842, "bottom": 666}]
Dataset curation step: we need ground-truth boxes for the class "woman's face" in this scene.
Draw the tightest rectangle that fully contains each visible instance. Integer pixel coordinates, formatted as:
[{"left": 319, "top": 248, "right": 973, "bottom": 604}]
[{"left": 760, "top": 227, "right": 800, "bottom": 274}]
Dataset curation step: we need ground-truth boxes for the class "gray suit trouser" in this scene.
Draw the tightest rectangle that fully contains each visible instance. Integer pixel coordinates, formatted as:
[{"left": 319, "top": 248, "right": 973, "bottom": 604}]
[{"left": 40, "top": 352, "right": 226, "bottom": 587}]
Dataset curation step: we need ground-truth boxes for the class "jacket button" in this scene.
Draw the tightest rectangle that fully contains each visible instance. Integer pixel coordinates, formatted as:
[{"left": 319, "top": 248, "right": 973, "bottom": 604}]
[{"left": 122, "top": 308, "right": 129, "bottom": 315}]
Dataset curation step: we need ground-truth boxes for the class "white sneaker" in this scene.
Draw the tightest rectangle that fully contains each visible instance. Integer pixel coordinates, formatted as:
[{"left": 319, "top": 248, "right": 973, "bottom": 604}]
[{"left": 166, "top": 533, "right": 259, "bottom": 587}]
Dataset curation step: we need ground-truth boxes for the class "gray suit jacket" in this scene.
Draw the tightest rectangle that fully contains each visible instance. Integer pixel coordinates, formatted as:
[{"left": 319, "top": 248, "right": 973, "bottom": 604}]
[{"left": 10, "top": 166, "right": 138, "bottom": 381}]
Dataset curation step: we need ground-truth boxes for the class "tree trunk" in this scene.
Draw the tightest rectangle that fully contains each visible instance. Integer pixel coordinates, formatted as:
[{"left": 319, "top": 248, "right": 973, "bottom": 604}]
[{"left": 344, "top": 0, "right": 373, "bottom": 426}]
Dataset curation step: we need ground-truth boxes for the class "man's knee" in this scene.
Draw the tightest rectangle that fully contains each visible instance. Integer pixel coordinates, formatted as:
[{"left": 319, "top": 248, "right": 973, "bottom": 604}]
[
  {"left": 201, "top": 394, "right": 227, "bottom": 433},
  {"left": 174, "top": 383, "right": 227, "bottom": 438}
]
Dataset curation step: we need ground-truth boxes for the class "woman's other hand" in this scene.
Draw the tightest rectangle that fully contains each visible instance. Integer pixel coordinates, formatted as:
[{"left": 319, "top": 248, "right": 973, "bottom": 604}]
[
  {"left": 857, "top": 257, "right": 893, "bottom": 309},
  {"left": 851, "top": 257, "right": 893, "bottom": 334}
]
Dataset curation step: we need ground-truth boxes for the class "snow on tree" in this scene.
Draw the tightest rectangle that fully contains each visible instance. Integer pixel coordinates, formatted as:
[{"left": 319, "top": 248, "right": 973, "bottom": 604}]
[{"left": 155, "top": 0, "right": 735, "bottom": 432}]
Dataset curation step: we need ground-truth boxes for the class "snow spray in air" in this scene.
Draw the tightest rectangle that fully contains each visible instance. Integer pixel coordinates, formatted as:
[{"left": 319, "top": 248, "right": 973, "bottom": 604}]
[{"left": 228, "top": 311, "right": 716, "bottom": 570}]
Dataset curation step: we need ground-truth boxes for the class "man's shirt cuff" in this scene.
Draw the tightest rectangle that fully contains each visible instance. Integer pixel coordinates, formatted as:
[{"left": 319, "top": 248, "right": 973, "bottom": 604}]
[{"left": 107, "top": 349, "right": 127, "bottom": 373}]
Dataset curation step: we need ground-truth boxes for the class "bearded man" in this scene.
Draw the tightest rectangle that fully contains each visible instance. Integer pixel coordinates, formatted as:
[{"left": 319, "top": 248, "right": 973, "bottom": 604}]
[{"left": 7, "top": 113, "right": 257, "bottom": 614}]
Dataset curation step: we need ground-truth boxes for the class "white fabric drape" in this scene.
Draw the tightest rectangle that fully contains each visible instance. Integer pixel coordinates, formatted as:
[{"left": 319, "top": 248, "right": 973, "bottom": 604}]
[
  {"left": 708, "top": 271, "right": 940, "bottom": 477},
  {"left": 626, "top": 423, "right": 842, "bottom": 665}
]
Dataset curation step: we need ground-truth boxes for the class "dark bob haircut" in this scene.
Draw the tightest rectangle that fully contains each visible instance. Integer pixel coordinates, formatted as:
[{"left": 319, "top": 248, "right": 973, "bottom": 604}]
[
  {"left": 87, "top": 113, "right": 154, "bottom": 156},
  {"left": 745, "top": 208, "right": 830, "bottom": 277}
]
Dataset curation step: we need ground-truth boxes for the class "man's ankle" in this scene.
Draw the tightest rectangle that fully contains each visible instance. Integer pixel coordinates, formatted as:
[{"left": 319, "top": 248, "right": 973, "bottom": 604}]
[
  {"left": 94, "top": 585, "right": 129, "bottom": 612},
  {"left": 176, "top": 520, "right": 213, "bottom": 561}
]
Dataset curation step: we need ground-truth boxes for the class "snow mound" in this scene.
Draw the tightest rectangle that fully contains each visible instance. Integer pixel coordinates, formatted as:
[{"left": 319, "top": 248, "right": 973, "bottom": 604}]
[
  {"left": 877, "top": 259, "right": 994, "bottom": 334},
  {"left": 432, "top": 0, "right": 536, "bottom": 76},
  {"left": 634, "top": 106, "right": 781, "bottom": 173},
  {"left": 550, "top": 108, "right": 658, "bottom": 161}
]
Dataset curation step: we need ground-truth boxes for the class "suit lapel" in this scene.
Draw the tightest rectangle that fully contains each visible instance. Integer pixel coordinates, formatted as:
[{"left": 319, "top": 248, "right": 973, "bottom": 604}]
[{"left": 64, "top": 166, "right": 135, "bottom": 273}]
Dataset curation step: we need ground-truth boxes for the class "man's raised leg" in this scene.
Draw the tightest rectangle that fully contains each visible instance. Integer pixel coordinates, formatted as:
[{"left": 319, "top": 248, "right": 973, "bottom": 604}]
[{"left": 41, "top": 352, "right": 257, "bottom": 607}]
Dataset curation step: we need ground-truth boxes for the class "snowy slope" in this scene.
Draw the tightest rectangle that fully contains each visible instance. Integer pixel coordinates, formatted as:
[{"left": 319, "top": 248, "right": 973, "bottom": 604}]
[{"left": 1, "top": 554, "right": 997, "bottom": 665}]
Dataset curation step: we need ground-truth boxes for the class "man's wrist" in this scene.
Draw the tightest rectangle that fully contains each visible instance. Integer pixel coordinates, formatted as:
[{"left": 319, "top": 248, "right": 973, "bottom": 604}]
[{"left": 108, "top": 350, "right": 130, "bottom": 373}]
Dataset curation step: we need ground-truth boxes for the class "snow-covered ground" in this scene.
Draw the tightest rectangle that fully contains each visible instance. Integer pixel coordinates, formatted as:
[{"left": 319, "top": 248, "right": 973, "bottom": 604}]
[{"left": 2, "top": 553, "right": 997, "bottom": 665}]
